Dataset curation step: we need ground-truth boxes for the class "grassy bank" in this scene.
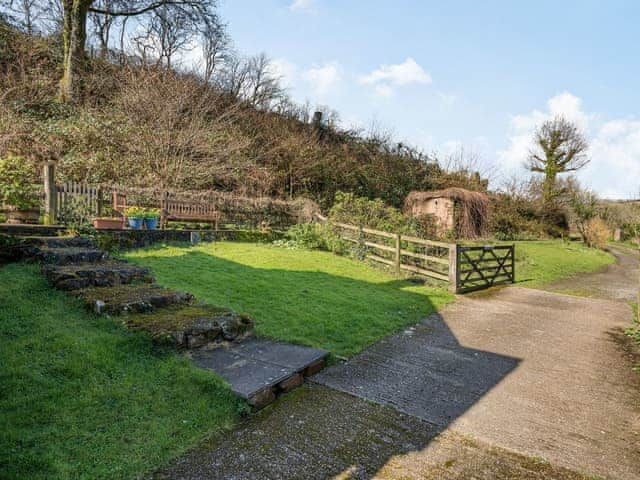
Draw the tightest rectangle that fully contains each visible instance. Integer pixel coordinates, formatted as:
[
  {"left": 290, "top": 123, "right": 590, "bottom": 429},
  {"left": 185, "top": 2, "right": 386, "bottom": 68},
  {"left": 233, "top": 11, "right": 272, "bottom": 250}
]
[
  {"left": 125, "top": 242, "right": 454, "bottom": 357},
  {"left": 513, "top": 240, "right": 615, "bottom": 288},
  {"left": 0, "top": 263, "right": 242, "bottom": 480}
]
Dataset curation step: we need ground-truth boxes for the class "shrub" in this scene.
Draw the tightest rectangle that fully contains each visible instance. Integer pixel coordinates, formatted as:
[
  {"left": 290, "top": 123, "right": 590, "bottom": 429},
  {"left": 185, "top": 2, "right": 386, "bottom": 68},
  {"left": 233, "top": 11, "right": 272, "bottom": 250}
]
[
  {"left": 57, "top": 197, "right": 95, "bottom": 236},
  {"left": 0, "top": 155, "right": 40, "bottom": 210},
  {"left": 275, "top": 222, "right": 350, "bottom": 254},
  {"left": 583, "top": 218, "right": 610, "bottom": 249},
  {"left": 328, "top": 191, "right": 419, "bottom": 235}
]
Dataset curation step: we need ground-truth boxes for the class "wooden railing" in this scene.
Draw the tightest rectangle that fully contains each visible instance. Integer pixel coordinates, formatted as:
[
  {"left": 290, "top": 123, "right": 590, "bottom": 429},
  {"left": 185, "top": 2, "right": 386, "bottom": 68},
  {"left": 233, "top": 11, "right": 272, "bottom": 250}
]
[
  {"left": 318, "top": 215, "right": 456, "bottom": 289},
  {"left": 318, "top": 214, "right": 515, "bottom": 293}
]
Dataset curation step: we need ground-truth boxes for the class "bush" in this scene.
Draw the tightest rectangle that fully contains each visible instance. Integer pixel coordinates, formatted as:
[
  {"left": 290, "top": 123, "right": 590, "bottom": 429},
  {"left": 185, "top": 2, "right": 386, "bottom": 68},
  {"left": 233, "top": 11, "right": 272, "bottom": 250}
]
[
  {"left": 57, "top": 197, "right": 95, "bottom": 236},
  {"left": 274, "top": 222, "right": 350, "bottom": 254},
  {"left": 328, "top": 191, "right": 419, "bottom": 235},
  {"left": 0, "top": 155, "right": 40, "bottom": 210},
  {"left": 583, "top": 217, "right": 610, "bottom": 249}
]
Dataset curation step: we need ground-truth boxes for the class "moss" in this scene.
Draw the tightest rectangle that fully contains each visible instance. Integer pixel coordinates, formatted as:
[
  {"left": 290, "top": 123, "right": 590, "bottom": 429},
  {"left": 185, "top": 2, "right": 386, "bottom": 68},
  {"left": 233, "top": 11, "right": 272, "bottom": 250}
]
[{"left": 123, "top": 303, "right": 234, "bottom": 335}]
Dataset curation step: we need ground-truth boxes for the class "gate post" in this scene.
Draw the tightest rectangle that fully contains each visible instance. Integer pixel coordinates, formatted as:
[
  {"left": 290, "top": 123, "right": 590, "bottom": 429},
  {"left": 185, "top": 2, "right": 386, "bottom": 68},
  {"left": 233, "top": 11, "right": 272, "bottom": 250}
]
[
  {"left": 448, "top": 244, "right": 459, "bottom": 293},
  {"left": 43, "top": 162, "right": 56, "bottom": 225}
]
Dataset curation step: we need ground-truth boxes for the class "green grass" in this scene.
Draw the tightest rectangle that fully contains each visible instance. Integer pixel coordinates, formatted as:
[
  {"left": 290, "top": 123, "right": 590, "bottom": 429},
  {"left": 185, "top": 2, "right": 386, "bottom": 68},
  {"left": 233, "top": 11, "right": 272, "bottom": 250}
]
[
  {"left": 0, "top": 263, "right": 243, "bottom": 480},
  {"left": 125, "top": 242, "right": 454, "bottom": 357},
  {"left": 513, "top": 240, "right": 615, "bottom": 288}
]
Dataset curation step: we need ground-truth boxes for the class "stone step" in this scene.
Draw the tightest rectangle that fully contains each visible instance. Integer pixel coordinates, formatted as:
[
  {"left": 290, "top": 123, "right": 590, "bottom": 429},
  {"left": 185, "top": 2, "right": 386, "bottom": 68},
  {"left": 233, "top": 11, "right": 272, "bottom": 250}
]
[
  {"left": 31, "top": 246, "right": 108, "bottom": 265},
  {"left": 191, "top": 338, "right": 329, "bottom": 409},
  {"left": 72, "top": 284, "right": 193, "bottom": 315},
  {"left": 21, "top": 236, "right": 96, "bottom": 249},
  {"left": 42, "top": 261, "right": 154, "bottom": 290},
  {"left": 122, "top": 303, "right": 254, "bottom": 348}
]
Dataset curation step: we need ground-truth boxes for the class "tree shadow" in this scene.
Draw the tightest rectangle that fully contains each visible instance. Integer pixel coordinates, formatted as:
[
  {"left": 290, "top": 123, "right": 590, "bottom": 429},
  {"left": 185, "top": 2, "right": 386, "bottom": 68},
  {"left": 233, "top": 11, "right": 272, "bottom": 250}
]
[
  {"left": 135, "top": 245, "right": 520, "bottom": 479},
  {"left": 128, "top": 247, "right": 452, "bottom": 357}
]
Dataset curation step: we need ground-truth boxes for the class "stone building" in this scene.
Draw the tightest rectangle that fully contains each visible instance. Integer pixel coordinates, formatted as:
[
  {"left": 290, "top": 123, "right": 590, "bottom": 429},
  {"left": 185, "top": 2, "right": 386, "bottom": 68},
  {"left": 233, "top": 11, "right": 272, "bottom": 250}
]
[{"left": 404, "top": 187, "right": 489, "bottom": 239}]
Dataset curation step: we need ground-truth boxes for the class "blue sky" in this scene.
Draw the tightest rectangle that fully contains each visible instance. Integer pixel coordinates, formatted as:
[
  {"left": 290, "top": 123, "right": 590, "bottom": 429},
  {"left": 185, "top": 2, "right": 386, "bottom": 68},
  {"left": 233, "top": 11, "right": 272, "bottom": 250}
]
[{"left": 218, "top": 0, "right": 640, "bottom": 198}]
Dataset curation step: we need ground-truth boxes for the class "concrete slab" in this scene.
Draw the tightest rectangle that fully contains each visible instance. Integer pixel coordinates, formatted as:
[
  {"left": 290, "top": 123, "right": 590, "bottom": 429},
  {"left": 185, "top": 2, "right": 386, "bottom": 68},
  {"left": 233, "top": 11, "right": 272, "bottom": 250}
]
[
  {"left": 231, "top": 337, "right": 329, "bottom": 371},
  {"left": 152, "top": 384, "right": 592, "bottom": 480},
  {"left": 191, "top": 347, "right": 294, "bottom": 399},
  {"left": 191, "top": 338, "right": 329, "bottom": 403},
  {"left": 315, "top": 287, "right": 640, "bottom": 480}
]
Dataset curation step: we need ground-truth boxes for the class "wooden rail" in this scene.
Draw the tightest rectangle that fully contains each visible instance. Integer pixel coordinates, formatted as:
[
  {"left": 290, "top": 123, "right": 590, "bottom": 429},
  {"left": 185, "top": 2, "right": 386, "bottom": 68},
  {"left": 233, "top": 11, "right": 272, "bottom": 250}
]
[
  {"left": 317, "top": 215, "right": 457, "bottom": 289},
  {"left": 316, "top": 214, "right": 515, "bottom": 293}
]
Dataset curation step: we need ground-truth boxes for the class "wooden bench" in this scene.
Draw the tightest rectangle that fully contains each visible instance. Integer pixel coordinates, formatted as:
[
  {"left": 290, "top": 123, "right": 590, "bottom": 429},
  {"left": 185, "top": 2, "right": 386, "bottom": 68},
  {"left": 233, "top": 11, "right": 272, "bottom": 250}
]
[{"left": 113, "top": 192, "right": 219, "bottom": 229}]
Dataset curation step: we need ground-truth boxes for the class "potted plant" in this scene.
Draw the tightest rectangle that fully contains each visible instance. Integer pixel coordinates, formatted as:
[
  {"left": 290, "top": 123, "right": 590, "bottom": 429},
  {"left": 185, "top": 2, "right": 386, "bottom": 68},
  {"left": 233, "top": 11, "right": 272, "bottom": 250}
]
[
  {"left": 92, "top": 217, "right": 124, "bottom": 230},
  {"left": 144, "top": 208, "right": 161, "bottom": 230},
  {"left": 92, "top": 206, "right": 124, "bottom": 230},
  {"left": 125, "top": 206, "right": 146, "bottom": 230},
  {"left": 0, "top": 156, "right": 40, "bottom": 224}
]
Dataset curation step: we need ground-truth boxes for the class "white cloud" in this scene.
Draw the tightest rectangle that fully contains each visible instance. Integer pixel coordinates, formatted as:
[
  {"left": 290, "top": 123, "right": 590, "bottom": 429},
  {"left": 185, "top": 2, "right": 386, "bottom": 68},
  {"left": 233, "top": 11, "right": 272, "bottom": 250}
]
[
  {"left": 289, "top": 0, "right": 315, "bottom": 11},
  {"left": 268, "top": 58, "right": 297, "bottom": 89},
  {"left": 499, "top": 92, "right": 640, "bottom": 199},
  {"left": 301, "top": 61, "right": 342, "bottom": 95},
  {"left": 360, "top": 57, "right": 432, "bottom": 87}
]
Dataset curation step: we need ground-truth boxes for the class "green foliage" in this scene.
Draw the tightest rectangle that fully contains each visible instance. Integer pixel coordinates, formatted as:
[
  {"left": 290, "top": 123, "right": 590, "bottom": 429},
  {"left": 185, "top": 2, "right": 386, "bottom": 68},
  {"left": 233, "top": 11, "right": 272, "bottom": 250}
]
[
  {"left": 328, "top": 191, "right": 419, "bottom": 234},
  {"left": 144, "top": 207, "right": 161, "bottom": 219},
  {"left": 0, "top": 263, "right": 243, "bottom": 479},
  {"left": 56, "top": 197, "right": 95, "bottom": 235},
  {"left": 0, "top": 155, "right": 40, "bottom": 209},
  {"left": 125, "top": 242, "right": 454, "bottom": 357},
  {"left": 275, "top": 222, "right": 352, "bottom": 255},
  {"left": 125, "top": 206, "right": 146, "bottom": 218}
]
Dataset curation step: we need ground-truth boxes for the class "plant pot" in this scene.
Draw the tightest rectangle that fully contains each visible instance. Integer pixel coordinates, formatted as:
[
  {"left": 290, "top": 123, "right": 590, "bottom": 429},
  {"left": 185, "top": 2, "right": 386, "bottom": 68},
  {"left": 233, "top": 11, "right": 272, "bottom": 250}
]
[
  {"left": 92, "top": 217, "right": 124, "bottom": 230},
  {"left": 144, "top": 217, "right": 159, "bottom": 230},
  {"left": 128, "top": 217, "right": 144, "bottom": 230},
  {"left": 4, "top": 205, "right": 39, "bottom": 224}
]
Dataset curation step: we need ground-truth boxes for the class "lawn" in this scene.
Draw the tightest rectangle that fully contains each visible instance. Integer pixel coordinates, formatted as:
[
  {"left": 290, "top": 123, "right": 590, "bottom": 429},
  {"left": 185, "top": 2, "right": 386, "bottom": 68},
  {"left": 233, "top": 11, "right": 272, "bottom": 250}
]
[
  {"left": 125, "top": 242, "right": 454, "bottom": 357},
  {"left": 0, "top": 263, "right": 243, "bottom": 480},
  {"left": 513, "top": 240, "right": 615, "bottom": 288}
]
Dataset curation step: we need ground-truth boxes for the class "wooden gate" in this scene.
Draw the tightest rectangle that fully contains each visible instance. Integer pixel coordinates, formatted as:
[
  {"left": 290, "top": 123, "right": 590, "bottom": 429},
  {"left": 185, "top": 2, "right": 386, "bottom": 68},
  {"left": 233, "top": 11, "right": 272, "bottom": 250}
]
[{"left": 455, "top": 245, "right": 515, "bottom": 293}]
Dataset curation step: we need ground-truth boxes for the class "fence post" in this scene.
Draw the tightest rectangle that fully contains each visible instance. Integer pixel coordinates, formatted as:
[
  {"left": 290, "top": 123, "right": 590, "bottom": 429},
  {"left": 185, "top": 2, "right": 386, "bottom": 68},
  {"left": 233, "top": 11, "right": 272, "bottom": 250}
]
[
  {"left": 394, "top": 233, "right": 401, "bottom": 275},
  {"left": 448, "top": 244, "right": 459, "bottom": 293},
  {"left": 43, "top": 162, "right": 56, "bottom": 225},
  {"left": 96, "top": 187, "right": 103, "bottom": 217}
]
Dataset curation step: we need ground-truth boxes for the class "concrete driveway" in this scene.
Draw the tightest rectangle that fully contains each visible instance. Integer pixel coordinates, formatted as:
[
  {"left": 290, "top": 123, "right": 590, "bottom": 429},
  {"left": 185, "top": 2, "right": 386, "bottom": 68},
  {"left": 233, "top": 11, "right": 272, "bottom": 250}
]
[{"left": 317, "top": 286, "right": 640, "bottom": 479}]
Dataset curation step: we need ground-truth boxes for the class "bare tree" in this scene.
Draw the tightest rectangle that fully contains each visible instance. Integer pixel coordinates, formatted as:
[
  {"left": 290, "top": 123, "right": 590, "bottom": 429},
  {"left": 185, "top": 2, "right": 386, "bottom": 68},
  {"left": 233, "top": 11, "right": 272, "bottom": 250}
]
[
  {"left": 201, "top": 18, "right": 228, "bottom": 82},
  {"left": 0, "top": 0, "right": 46, "bottom": 33},
  {"left": 56, "top": 0, "right": 220, "bottom": 102},
  {"left": 526, "top": 116, "right": 589, "bottom": 207}
]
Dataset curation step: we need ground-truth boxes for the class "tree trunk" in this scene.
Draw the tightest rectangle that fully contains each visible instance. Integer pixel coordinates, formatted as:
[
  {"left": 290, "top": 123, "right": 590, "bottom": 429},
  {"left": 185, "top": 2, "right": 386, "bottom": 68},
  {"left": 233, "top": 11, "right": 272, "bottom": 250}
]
[{"left": 59, "top": 0, "right": 92, "bottom": 103}]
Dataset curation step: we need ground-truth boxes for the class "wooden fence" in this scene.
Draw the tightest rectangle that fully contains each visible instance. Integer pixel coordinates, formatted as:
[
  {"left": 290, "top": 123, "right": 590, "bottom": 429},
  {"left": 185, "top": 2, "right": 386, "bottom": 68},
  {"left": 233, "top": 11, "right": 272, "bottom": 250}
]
[
  {"left": 319, "top": 215, "right": 515, "bottom": 293},
  {"left": 45, "top": 178, "right": 310, "bottom": 230}
]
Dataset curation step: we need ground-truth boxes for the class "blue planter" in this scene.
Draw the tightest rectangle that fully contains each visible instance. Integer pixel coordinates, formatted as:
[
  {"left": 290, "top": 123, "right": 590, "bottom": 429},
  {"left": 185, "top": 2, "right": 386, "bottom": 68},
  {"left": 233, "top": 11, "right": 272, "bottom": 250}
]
[
  {"left": 144, "top": 217, "right": 159, "bottom": 230},
  {"left": 128, "top": 217, "right": 144, "bottom": 230}
]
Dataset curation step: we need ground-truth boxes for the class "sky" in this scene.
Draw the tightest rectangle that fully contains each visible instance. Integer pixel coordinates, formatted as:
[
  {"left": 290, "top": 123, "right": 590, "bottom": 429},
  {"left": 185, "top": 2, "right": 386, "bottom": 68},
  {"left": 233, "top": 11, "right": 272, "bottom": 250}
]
[{"left": 217, "top": 0, "right": 640, "bottom": 199}]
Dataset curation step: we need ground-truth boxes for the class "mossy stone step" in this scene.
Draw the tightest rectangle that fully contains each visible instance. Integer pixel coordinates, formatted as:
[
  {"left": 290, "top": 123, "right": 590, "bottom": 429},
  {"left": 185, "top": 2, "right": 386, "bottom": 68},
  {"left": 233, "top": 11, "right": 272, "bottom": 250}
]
[
  {"left": 42, "top": 261, "right": 154, "bottom": 290},
  {"left": 191, "top": 338, "right": 329, "bottom": 409},
  {"left": 122, "top": 303, "right": 254, "bottom": 348},
  {"left": 21, "top": 236, "right": 96, "bottom": 249},
  {"left": 72, "top": 284, "right": 193, "bottom": 315},
  {"left": 33, "top": 246, "right": 108, "bottom": 265}
]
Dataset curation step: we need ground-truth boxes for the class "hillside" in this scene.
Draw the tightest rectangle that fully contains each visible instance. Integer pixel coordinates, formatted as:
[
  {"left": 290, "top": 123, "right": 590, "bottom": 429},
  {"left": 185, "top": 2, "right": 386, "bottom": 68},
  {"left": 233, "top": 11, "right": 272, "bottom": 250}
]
[{"left": 0, "top": 22, "right": 486, "bottom": 209}]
